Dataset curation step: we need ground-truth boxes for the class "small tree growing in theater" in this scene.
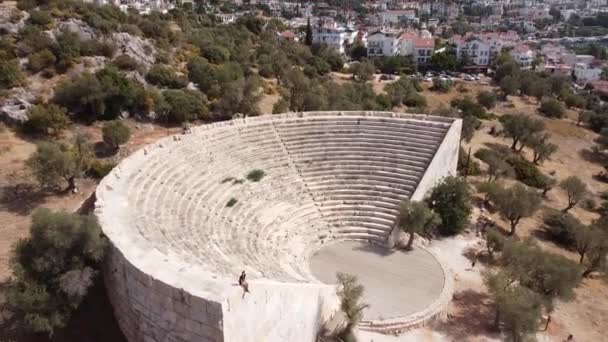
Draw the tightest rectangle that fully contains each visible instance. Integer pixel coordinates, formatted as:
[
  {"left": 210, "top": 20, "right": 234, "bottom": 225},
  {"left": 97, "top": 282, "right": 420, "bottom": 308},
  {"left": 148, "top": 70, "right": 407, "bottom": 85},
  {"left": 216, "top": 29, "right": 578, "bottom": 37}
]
[
  {"left": 398, "top": 199, "right": 440, "bottom": 250},
  {"left": 336, "top": 272, "right": 369, "bottom": 341},
  {"left": 559, "top": 176, "right": 588, "bottom": 212},
  {"left": 427, "top": 176, "right": 472, "bottom": 236},
  {"left": 5, "top": 209, "right": 107, "bottom": 335},
  {"left": 102, "top": 120, "right": 131, "bottom": 152},
  {"left": 490, "top": 183, "right": 541, "bottom": 236}
]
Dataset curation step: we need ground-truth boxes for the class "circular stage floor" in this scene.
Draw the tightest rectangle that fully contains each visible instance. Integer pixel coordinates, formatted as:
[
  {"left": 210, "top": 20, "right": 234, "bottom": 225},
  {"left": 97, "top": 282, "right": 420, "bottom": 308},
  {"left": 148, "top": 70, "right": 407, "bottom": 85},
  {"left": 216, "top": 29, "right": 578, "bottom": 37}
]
[{"left": 310, "top": 241, "right": 445, "bottom": 321}]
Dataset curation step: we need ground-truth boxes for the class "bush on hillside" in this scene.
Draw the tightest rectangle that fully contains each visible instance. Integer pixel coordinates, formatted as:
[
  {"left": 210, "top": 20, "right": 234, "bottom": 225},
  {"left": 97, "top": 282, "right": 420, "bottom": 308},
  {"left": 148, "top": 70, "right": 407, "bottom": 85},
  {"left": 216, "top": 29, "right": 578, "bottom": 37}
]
[
  {"left": 543, "top": 208, "right": 583, "bottom": 247},
  {"left": 24, "top": 104, "right": 69, "bottom": 136},
  {"left": 102, "top": 120, "right": 131, "bottom": 151},
  {"left": 5, "top": 209, "right": 107, "bottom": 335},
  {"left": 539, "top": 98, "right": 565, "bottom": 118}
]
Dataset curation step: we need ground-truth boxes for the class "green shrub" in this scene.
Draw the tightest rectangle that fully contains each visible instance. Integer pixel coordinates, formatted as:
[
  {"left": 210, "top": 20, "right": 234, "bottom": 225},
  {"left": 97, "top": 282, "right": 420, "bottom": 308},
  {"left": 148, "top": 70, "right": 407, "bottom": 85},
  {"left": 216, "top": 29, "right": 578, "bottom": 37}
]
[
  {"left": 221, "top": 177, "right": 235, "bottom": 184},
  {"left": 564, "top": 93, "right": 587, "bottom": 109},
  {"left": 112, "top": 54, "right": 140, "bottom": 71},
  {"left": 226, "top": 198, "right": 238, "bottom": 207},
  {"left": 539, "top": 98, "right": 565, "bottom": 118},
  {"left": 477, "top": 90, "right": 497, "bottom": 109},
  {"left": 543, "top": 208, "right": 583, "bottom": 247},
  {"left": 0, "top": 59, "right": 25, "bottom": 89},
  {"left": 102, "top": 120, "right": 131, "bottom": 151},
  {"left": 146, "top": 64, "right": 188, "bottom": 89},
  {"left": 232, "top": 179, "right": 245, "bottom": 185},
  {"left": 5, "top": 209, "right": 106, "bottom": 335},
  {"left": 27, "top": 10, "right": 53, "bottom": 28},
  {"left": 246, "top": 169, "right": 265, "bottom": 182},
  {"left": 403, "top": 92, "right": 427, "bottom": 108},
  {"left": 160, "top": 89, "right": 209, "bottom": 123},
  {"left": 27, "top": 49, "right": 57, "bottom": 73},
  {"left": 427, "top": 176, "right": 472, "bottom": 236},
  {"left": 457, "top": 147, "right": 481, "bottom": 176},
  {"left": 505, "top": 156, "right": 546, "bottom": 189},
  {"left": 431, "top": 78, "right": 453, "bottom": 93},
  {"left": 89, "top": 160, "right": 116, "bottom": 179},
  {"left": 24, "top": 104, "right": 69, "bottom": 136}
]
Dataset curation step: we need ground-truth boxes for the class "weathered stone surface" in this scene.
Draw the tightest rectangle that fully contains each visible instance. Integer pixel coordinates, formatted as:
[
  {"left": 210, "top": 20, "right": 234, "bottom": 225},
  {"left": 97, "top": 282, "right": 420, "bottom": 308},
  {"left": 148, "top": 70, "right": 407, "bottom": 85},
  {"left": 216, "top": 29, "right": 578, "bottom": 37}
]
[
  {"left": 0, "top": 88, "right": 36, "bottom": 125},
  {"left": 0, "top": 4, "right": 27, "bottom": 34},
  {"left": 96, "top": 112, "right": 461, "bottom": 342},
  {"left": 111, "top": 32, "right": 157, "bottom": 69},
  {"left": 55, "top": 18, "right": 97, "bottom": 41}
]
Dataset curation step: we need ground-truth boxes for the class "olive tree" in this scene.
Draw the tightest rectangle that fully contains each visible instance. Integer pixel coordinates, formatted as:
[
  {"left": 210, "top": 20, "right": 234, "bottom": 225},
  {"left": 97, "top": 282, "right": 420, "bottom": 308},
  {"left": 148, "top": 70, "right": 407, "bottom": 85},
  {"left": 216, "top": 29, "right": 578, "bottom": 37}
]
[
  {"left": 559, "top": 176, "right": 588, "bottom": 212},
  {"left": 5, "top": 209, "right": 107, "bottom": 335},
  {"left": 539, "top": 174, "right": 558, "bottom": 197},
  {"left": 336, "top": 272, "right": 369, "bottom": 341},
  {"left": 102, "top": 119, "right": 131, "bottom": 151},
  {"left": 499, "top": 114, "right": 545, "bottom": 151},
  {"left": 397, "top": 199, "right": 439, "bottom": 250},
  {"left": 25, "top": 104, "right": 69, "bottom": 136},
  {"left": 492, "top": 238, "right": 582, "bottom": 334},
  {"left": 427, "top": 177, "right": 472, "bottom": 236},
  {"left": 582, "top": 218, "right": 608, "bottom": 277},
  {"left": 490, "top": 183, "right": 541, "bottom": 236},
  {"left": 527, "top": 134, "right": 558, "bottom": 164},
  {"left": 484, "top": 270, "right": 543, "bottom": 339},
  {"left": 477, "top": 90, "right": 497, "bottom": 109}
]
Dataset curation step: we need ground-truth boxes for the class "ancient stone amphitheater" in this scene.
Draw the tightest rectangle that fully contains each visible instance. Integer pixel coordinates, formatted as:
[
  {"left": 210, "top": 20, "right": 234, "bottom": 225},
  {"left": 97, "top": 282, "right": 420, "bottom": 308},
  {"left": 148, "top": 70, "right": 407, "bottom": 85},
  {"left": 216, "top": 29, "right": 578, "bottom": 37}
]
[{"left": 95, "top": 111, "right": 461, "bottom": 342}]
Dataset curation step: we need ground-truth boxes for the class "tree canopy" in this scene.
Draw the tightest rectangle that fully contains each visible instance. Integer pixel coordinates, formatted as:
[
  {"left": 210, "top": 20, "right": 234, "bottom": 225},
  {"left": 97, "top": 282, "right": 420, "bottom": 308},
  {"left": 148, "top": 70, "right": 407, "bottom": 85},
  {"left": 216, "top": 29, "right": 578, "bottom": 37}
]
[
  {"left": 427, "top": 177, "right": 472, "bottom": 236},
  {"left": 5, "top": 209, "right": 106, "bottom": 335}
]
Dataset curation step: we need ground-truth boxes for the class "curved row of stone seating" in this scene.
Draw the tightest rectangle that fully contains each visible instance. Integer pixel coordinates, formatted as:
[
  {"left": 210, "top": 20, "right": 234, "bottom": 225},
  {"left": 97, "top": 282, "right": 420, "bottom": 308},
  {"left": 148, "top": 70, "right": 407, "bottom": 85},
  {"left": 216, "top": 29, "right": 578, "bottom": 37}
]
[
  {"left": 111, "top": 113, "right": 451, "bottom": 284},
  {"left": 274, "top": 116, "right": 448, "bottom": 244},
  {"left": 124, "top": 122, "right": 328, "bottom": 281}
]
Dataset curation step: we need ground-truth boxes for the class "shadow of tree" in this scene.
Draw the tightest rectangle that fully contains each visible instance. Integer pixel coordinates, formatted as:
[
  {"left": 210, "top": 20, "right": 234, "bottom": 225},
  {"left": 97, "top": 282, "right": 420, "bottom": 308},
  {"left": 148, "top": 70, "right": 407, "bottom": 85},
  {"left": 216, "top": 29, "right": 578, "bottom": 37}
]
[
  {"left": 351, "top": 241, "right": 397, "bottom": 257},
  {"left": 93, "top": 141, "right": 116, "bottom": 158},
  {"left": 0, "top": 182, "right": 50, "bottom": 216},
  {"left": 0, "top": 277, "right": 127, "bottom": 342},
  {"left": 579, "top": 148, "right": 608, "bottom": 165},
  {"left": 431, "top": 289, "right": 499, "bottom": 341}
]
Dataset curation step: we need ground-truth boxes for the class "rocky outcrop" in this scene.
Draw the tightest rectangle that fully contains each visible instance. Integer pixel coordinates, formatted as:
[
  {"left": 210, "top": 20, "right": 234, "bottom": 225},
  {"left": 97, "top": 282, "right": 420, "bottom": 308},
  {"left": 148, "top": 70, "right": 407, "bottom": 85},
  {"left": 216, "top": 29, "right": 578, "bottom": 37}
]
[
  {"left": 111, "top": 32, "right": 157, "bottom": 69},
  {"left": 54, "top": 18, "right": 97, "bottom": 41},
  {"left": 0, "top": 3, "right": 28, "bottom": 34},
  {"left": 0, "top": 88, "right": 36, "bottom": 125}
]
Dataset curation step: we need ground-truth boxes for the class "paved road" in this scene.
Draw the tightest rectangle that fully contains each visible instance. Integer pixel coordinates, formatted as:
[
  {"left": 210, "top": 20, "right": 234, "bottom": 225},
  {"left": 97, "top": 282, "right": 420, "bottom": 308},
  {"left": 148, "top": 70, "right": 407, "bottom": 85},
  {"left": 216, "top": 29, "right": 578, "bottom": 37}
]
[{"left": 310, "top": 241, "right": 445, "bottom": 320}]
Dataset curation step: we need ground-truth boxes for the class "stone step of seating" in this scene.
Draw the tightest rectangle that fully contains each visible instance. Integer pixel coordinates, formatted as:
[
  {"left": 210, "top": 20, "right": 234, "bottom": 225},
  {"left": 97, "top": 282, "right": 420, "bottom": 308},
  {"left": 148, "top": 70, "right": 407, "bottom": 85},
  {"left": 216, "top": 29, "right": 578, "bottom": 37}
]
[
  {"left": 281, "top": 131, "right": 438, "bottom": 150},
  {"left": 283, "top": 138, "right": 439, "bottom": 156},
  {"left": 276, "top": 121, "right": 447, "bottom": 137},
  {"left": 288, "top": 149, "right": 434, "bottom": 167}
]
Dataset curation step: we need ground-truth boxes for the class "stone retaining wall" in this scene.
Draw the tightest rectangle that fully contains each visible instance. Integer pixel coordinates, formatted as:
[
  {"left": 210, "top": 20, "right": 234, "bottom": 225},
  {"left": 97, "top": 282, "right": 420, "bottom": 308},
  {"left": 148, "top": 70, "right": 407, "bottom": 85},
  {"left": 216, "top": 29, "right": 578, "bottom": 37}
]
[{"left": 103, "top": 245, "right": 224, "bottom": 342}]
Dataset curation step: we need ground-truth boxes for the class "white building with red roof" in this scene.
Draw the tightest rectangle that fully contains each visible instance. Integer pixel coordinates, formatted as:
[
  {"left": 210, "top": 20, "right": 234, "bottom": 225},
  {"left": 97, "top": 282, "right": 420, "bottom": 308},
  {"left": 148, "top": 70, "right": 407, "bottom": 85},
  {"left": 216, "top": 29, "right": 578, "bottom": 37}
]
[{"left": 413, "top": 37, "right": 435, "bottom": 66}]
